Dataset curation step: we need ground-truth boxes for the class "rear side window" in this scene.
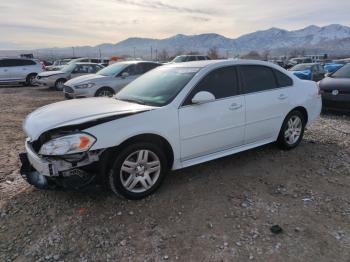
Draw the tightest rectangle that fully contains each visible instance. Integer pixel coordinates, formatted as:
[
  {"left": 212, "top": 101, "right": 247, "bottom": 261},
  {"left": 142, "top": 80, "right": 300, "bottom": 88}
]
[
  {"left": 273, "top": 69, "right": 293, "bottom": 87},
  {"left": 240, "top": 65, "right": 277, "bottom": 94},
  {"left": 183, "top": 66, "right": 239, "bottom": 105},
  {"left": 141, "top": 63, "right": 160, "bottom": 73}
]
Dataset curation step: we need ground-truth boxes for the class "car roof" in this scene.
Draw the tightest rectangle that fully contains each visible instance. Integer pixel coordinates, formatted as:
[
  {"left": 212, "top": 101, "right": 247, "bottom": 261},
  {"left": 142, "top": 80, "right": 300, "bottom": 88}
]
[
  {"left": 113, "top": 60, "right": 161, "bottom": 65},
  {"left": 74, "top": 62, "right": 102, "bottom": 65},
  {"left": 164, "top": 59, "right": 285, "bottom": 69}
]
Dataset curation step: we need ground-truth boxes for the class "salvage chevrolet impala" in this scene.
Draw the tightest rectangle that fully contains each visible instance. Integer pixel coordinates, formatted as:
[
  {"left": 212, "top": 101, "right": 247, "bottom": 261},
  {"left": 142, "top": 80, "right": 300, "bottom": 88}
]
[{"left": 20, "top": 60, "right": 322, "bottom": 199}]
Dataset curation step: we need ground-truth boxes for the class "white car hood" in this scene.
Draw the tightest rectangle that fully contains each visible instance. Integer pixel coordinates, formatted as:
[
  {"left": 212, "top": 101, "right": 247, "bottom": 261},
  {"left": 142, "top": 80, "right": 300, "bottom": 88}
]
[
  {"left": 65, "top": 74, "right": 108, "bottom": 85},
  {"left": 23, "top": 98, "right": 155, "bottom": 140},
  {"left": 39, "top": 70, "right": 65, "bottom": 77}
]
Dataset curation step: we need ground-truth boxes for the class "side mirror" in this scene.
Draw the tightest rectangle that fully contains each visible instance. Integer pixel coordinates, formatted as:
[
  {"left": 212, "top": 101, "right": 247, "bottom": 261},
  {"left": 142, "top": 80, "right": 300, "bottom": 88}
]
[
  {"left": 191, "top": 91, "right": 215, "bottom": 104},
  {"left": 121, "top": 72, "right": 129, "bottom": 78}
]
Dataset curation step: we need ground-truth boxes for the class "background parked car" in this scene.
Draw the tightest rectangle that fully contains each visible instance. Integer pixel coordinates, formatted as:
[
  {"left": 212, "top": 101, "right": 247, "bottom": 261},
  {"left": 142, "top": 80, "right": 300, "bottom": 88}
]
[
  {"left": 68, "top": 57, "right": 110, "bottom": 66},
  {"left": 45, "top": 59, "right": 72, "bottom": 71},
  {"left": 36, "top": 62, "right": 104, "bottom": 90},
  {"left": 170, "top": 55, "right": 210, "bottom": 63},
  {"left": 289, "top": 63, "right": 325, "bottom": 81},
  {"left": 324, "top": 63, "right": 344, "bottom": 75},
  {"left": 319, "top": 63, "right": 350, "bottom": 113},
  {"left": 63, "top": 61, "right": 161, "bottom": 98},
  {"left": 0, "top": 58, "right": 44, "bottom": 86}
]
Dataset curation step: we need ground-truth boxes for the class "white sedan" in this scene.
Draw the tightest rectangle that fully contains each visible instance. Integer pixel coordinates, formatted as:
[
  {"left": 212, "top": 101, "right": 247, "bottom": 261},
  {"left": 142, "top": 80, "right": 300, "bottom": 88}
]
[{"left": 20, "top": 60, "right": 321, "bottom": 199}]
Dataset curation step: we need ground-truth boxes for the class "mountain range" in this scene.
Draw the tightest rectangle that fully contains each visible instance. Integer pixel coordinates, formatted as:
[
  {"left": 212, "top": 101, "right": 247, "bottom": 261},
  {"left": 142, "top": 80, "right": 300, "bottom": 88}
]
[{"left": 2, "top": 24, "right": 350, "bottom": 58}]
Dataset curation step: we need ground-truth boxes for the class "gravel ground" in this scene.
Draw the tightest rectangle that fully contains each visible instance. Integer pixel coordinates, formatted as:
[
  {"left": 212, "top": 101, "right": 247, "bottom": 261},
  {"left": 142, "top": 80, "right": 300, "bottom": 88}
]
[{"left": 0, "top": 86, "right": 349, "bottom": 262}]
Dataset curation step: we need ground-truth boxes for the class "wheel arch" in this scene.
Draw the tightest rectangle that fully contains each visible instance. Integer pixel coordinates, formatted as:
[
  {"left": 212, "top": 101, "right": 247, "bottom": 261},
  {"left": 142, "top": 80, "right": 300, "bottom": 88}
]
[
  {"left": 103, "top": 133, "right": 174, "bottom": 170},
  {"left": 95, "top": 86, "right": 115, "bottom": 96},
  {"left": 289, "top": 106, "right": 308, "bottom": 125}
]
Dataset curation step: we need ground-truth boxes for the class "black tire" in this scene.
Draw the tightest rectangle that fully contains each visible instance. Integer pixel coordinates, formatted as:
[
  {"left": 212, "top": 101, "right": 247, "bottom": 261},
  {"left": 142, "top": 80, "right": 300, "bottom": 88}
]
[
  {"left": 95, "top": 87, "right": 115, "bottom": 97},
  {"left": 54, "top": 78, "right": 66, "bottom": 91},
  {"left": 24, "top": 73, "right": 37, "bottom": 86},
  {"left": 277, "top": 110, "right": 306, "bottom": 150},
  {"left": 108, "top": 142, "right": 168, "bottom": 200}
]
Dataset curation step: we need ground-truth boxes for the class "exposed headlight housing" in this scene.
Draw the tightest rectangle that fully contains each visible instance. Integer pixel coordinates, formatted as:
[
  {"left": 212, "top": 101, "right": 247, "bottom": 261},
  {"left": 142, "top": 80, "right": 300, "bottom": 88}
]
[
  {"left": 39, "top": 133, "right": 96, "bottom": 156},
  {"left": 74, "top": 83, "right": 95, "bottom": 89}
]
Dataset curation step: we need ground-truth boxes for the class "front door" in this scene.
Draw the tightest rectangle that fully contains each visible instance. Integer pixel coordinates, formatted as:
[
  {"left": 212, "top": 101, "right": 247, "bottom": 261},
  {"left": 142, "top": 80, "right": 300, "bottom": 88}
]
[{"left": 179, "top": 66, "right": 245, "bottom": 161}]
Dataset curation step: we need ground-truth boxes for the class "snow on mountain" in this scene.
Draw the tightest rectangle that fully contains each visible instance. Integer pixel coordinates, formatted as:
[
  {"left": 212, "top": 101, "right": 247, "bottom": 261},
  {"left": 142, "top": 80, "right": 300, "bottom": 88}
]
[{"left": 3, "top": 24, "right": 349, "bottom": 58}]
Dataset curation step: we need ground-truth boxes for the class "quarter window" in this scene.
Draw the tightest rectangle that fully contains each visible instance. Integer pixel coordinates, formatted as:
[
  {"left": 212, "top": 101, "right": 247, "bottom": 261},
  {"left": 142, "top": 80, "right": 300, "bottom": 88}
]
[
  {"left": 240, "top": 65, "right": 277, "bottom": 94},
  {"left": 273, "top": 69, "right": 293, "bottom": 87},
  {"left": 183, "top": 66, "right": 239, "bottom": 105}
]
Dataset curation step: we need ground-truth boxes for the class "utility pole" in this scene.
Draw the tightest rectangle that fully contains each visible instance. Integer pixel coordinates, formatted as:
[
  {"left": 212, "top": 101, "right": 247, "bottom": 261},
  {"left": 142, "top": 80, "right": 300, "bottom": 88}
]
[
  {"left": 133, "top": 47, "right": 136, "bottom": 59},
  {"left": 151, "top": 46, "right": 153, "bottom": 61},
  {"left": 99, "top": 48, "right": 102, "bottom": 59},
  {"left": 155, "top": 49, "right": 158, "bottom": 61}
]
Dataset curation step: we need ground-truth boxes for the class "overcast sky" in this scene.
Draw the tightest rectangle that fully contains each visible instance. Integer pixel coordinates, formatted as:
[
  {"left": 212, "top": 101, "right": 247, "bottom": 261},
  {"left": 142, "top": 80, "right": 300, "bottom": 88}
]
[{"left": 0, "top": 0, "right": 349, "bottom": 49}]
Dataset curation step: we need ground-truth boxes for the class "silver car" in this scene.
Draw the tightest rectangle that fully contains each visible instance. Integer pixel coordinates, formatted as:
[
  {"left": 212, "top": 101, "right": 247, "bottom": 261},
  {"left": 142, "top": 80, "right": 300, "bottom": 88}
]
[
  {"left": 36, "top": 62, "right": 104, "bottom": 90},
  {"left": 0, "top": 58, "right": 43, "bottom": 86},
  {"left": 63, "top": 61, "right": 161, "bottom": 98}
]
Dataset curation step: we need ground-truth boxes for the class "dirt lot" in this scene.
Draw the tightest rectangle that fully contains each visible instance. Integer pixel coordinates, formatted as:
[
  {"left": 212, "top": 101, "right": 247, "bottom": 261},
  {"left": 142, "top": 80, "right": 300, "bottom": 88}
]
[{"left": 0, "top": 86, "right": 349, "bottom": 262}]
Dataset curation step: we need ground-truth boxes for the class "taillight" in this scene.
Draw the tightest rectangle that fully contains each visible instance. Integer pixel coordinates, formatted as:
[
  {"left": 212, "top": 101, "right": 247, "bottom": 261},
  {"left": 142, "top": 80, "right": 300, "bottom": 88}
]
[{"left": 316, "top": 81, "right": 321, "bottom": 96}]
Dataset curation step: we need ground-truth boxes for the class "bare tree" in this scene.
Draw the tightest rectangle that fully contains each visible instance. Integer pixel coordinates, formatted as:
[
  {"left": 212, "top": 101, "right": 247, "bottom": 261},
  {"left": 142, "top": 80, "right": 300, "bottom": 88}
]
[
  {"left": 261, "top": 50, "right": 271, "bottom": 61},
  {"left": 158, "top": 49, "right": 169, "bottom": 62},
  {"left": 207, "top": 47, "right": 219, "bottom": 59},
  {"left": 240, "top": 51, "right": 262, "bottom": 60},
  {"left": 187, "top": 51, "right": 200, "bottom": 55}
]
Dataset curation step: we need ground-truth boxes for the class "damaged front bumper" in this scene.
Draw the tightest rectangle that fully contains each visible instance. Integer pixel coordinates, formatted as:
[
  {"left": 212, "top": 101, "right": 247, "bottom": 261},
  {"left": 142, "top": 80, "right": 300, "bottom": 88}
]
[{"left": 19, "top": 139, "right": 103, "bottom": 190}]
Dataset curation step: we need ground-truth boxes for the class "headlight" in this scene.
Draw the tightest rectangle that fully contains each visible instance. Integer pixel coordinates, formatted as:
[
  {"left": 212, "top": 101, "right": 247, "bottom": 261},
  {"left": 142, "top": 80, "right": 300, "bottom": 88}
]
[
  {"left": 74, "top": 83, "right": 95, "bottom": 89},
  {"left": 39, "top": 133, "right": 96, "bottom": 156}
]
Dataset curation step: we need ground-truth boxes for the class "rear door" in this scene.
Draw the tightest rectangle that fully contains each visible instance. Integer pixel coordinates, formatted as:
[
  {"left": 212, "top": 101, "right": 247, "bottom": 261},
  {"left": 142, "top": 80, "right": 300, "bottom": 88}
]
[
  {"left": 239, "top": 65, "right": 293, "bottom": 144},
  {"left": 11, "top": 59, "right": 36, "bottom": 81},
  {"left": 179, "top": 66, "right": 245, "bottom": 161}
]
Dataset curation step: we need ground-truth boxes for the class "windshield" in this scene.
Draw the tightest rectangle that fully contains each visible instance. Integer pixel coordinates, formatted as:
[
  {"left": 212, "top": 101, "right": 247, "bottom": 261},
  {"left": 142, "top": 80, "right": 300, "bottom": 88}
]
[
  {"left": 97, "top": 63, "right": 127, "bottom": 76},
  {"left": 290, "top": 64, "right": 312, "bottom": 71},
  {"left": 331, "top": 64, "right": 350, "bottom": 78},
  {"left": 61, "top": 63, "right": 76, "bottom": 73},
  {"left": 116, "top": 67, "right": 199, "bottom": 106},
  {"left": 172, "top": 56, "right": 187, "bottom": 63}
]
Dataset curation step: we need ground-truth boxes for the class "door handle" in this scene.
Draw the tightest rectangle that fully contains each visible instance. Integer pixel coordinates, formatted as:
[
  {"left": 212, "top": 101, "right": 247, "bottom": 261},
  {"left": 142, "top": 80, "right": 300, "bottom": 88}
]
[
  {"left": 229, "top": 103, "right": 242, "bottom": 111},
  {"left": 278, "top": 94, "right": 288, "bottom": 100}
]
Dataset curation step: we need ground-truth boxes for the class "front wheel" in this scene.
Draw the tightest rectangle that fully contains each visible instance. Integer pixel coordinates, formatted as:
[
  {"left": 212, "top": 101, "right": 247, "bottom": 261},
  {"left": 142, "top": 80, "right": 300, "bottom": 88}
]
[
  {"left": 277, "top": 110, "right": 306, "bottom": 150},
  {"left": 95, "top": 87, "right": 115, "bottom": 97},
  {"left": 54, "top": 79, "right": 66, "bottom": 91},
  {"left": 108, "top": 142, "right": 168, "bottom": 200}
]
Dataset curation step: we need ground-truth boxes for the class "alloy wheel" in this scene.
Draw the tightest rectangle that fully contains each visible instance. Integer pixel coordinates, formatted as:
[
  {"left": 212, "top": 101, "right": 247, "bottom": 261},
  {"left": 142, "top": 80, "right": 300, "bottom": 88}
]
[
  {"left": 284, "top": 115, "right": 302, "bottom": 145},
  {"left": 120, "top": 150, "right": 161, "bottom": 193}
]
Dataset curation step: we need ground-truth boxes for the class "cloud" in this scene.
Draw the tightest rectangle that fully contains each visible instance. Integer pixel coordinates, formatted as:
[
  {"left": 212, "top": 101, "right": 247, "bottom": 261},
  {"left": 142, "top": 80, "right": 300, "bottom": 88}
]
[
  {"left": 113, "top": 0, "right": 213, "bottom": 15},
  {"left": 0, "top": 0, "right": 349, "bottom": 49}
]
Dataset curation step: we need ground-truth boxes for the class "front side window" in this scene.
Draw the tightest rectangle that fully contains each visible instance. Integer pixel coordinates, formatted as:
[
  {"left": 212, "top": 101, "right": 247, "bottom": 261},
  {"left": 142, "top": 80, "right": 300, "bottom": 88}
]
[
  {"left": 116, "top": 67, "right": 199, "bottom": 106},
  {"left": 240, "top": 65, "right": 277, "bottom": 94},
  {"left": 183, "top": 66, "right": 239, "bottom": 105}
]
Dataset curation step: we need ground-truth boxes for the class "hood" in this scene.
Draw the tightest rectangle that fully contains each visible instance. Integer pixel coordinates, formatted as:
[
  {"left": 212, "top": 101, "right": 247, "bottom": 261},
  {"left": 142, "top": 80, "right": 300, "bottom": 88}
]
[
  {"left": 23, "top": 98, "right": 155, "bottom": 140},
  {"left": 65, "top": 74, "right": 108, "bottom": 86},
  {"left": 320, "top": 77, "right": 350, "bottom": 91},
  {"left": 38, "top": 70, "right": 65, "bottom": 77}
]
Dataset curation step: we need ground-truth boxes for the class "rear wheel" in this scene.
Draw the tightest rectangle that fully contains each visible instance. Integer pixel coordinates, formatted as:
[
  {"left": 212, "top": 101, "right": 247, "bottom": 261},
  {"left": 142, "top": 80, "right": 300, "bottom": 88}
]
[
  {"left": 54, "top": 78, "right": 66, "bottom": 91},
  {"left": 24, "top": 73, "right": 37, "bottom": 86},
  {"left": 277, "top": 110, "right": 306, "bottom": 150},
  {"left": 108, "top": 142, "right": 168, "bottom": 200},
  {"left": 95, "top": 87, "right": 115, "bottom": 97}
]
